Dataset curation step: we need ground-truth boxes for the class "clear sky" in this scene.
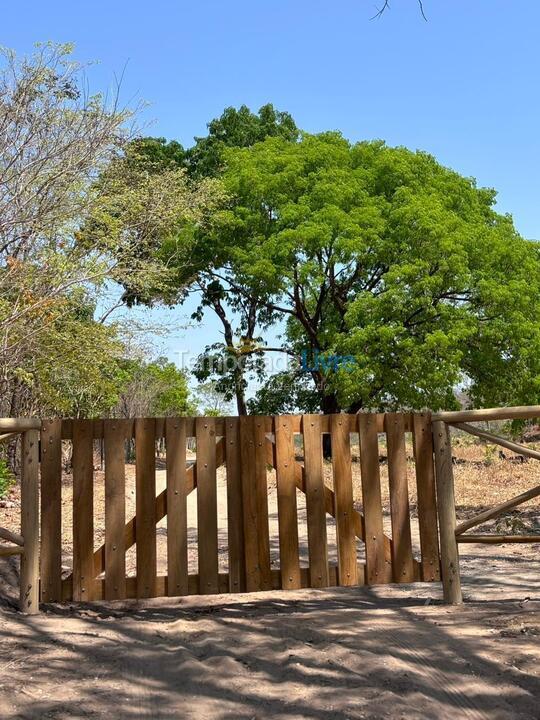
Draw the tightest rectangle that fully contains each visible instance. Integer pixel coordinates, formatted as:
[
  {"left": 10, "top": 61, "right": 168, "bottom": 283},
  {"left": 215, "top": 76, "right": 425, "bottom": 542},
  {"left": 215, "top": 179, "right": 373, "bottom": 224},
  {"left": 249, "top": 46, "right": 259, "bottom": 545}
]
[{"left": 3, "top": 0, "right": 540, "bottom": 386}]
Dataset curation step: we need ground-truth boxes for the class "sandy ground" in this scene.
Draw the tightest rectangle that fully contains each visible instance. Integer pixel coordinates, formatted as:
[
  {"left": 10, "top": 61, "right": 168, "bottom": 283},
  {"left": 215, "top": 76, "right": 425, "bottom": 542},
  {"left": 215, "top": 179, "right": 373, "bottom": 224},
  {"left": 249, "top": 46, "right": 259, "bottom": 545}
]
[
  {"left": 0, "top": 561, "right": 538, "bottom": 719},
  {"left": 0, "top": 436, "right": 539, "bottom": 718}
]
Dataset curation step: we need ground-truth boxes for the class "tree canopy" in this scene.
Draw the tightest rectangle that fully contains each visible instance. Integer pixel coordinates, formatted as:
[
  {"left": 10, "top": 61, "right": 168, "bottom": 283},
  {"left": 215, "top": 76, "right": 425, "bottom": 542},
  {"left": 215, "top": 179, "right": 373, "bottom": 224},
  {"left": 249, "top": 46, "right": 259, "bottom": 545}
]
[
  {"left": 86, "top": 101, "right": 540, "bottom": 417},
  {"left": 145, "top": 132, "right": 540, "bottom": 413}
]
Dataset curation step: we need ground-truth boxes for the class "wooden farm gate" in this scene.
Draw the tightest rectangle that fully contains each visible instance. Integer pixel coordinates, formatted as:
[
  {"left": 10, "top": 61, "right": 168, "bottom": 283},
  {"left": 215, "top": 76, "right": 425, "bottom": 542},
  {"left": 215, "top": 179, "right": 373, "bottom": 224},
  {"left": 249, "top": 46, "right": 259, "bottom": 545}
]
[{"left": 38, "top": 413, "right": 442, "bottom": 604}]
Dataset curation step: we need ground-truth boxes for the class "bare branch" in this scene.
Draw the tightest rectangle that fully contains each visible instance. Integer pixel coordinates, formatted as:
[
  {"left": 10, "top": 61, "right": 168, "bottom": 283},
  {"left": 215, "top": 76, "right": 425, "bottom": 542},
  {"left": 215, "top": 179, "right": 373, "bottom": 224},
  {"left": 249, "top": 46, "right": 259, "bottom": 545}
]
[{"left": 371, "top": 0, "right": 428, "bottom": 21}]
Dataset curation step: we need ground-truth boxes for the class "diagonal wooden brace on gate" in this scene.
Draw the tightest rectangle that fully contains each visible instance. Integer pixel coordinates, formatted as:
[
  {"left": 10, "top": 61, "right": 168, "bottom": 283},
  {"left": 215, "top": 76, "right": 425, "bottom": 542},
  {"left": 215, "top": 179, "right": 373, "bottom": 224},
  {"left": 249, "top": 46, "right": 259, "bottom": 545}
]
[{"left": 44, "top": 413, "right": 438, "bottom": 603}]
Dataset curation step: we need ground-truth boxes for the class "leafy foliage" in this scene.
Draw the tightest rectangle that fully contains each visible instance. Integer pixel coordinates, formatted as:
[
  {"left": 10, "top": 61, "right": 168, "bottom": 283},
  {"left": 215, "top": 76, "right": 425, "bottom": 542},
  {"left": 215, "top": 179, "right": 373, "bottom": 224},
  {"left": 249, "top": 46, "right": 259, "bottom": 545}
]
[
  {"left": 103, "top": 104, "right": 298, "bottom": 413},
  {"left": 0, "top": 43, "right": 136, "bottom": 421},
  {"left": 187, "top": 104, "right": 299, "bottom": 178},
  {"left": 192, "top": 380, "right": 234, "bottom": 416},
  {"left": 199, "top": 133, "right": 540, "bottom": 412},
  {"left": 28, "top": 293, "right": 127, "bottom": 417},
  {"left": 87, "top": 103, "right": 540, "bottom": 416},
  {"left": 116, "top": 357, "right": 195, "bottom": 417},
  {"left": 247, "top": 371, "right": 320, "bottom": 415}
]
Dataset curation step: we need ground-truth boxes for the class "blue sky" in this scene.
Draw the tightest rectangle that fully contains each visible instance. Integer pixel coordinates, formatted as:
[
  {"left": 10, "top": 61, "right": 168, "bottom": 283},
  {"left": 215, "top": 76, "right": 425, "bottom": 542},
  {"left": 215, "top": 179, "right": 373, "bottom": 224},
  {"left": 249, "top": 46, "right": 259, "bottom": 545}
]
[{"left": 3, "top": 0, "right": 540, "bottom": 390}]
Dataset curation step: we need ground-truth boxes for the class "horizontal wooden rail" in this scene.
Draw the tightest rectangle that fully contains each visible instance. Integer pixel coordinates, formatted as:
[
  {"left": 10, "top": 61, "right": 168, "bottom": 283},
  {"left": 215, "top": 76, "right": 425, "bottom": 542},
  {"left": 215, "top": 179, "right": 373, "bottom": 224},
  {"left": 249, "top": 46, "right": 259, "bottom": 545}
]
[
  {"left": 455, "top": 483, "right": 540, "bottom": 535},
  {"left": 61, "top": 563, "right": 370, "bottom": 600},
  {"left": 0, "top": 545, "right": 24, "bottom": 556},
  {"left": 457, "top": 535, "right": 540, "bottom": 544},
  {"left": 0, "top": 527, "right": 24, "bottom": 546},
  {"left": 0, "top": 418, "right": 41, "bottom": 432},
  {"left": 453, "top": 423, "right": 540, "bottom": 461},
  {"left": 432, "top": 405, "right": 540, "bottom": 423},
  {"left": 57, "top": 413, "right": 413, "bottom": 439}
]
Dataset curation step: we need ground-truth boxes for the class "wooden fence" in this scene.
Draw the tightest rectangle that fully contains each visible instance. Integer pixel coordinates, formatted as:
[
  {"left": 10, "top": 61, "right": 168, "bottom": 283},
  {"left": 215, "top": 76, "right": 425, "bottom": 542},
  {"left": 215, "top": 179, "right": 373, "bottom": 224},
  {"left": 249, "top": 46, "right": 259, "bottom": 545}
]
[
  {"left": 0, "top": 418, "right": 40, "bottom": 614},
  {"left": 432, "top": 405, "right": 540, "bottom": 604},
  {"left": 5, "top": 406, "right": 540, "bottom": 612},
  {"left": 38, "top": 413, "right": 441, "bottom": 605}
]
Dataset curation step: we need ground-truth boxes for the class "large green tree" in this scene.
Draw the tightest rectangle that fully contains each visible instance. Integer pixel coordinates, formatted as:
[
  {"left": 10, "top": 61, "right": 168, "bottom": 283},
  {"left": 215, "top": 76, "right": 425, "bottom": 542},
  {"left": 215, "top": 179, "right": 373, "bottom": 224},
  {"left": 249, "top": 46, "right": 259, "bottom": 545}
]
[
  {"left": 96, "top": 119, "right": 540, "bottom": 417},
  {"left": 196, "top": 133, "right": 540, "bottom": 413}
]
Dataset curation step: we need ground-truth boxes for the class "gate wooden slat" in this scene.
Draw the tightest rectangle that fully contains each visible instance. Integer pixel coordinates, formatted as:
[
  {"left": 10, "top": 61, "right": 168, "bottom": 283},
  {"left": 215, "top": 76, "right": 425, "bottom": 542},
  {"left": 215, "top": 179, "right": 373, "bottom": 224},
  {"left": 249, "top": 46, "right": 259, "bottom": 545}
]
[
  {"left": 358, "top": 414, "right": 389, "bottom": 584},
  {"left": 331, "top": 414, "right": 358, "bottom": 586},
  {"left": 385, "top": 413, "right": 415, "bottom": 583},
  {"left": 40, "top": 412, "right": 442, "bottom": 606},
  {"left": 225, "top": 417, "right": 245, "bottom": 592},
  {"left": 91, "top": 438, "right": 226, "bottom": 578},
  {"left": 72, "top": 420, "right": 94, "bottom": 602},
  {"left": 240, "top": 416, "right": 260, "bottom": 591},
  {"left": 196, "top": 417, "right": 219, "bottom": 594},
  {"left": 275, "top": 416, "right": 301, "bottom": 590},
  {"left": 135, "top": 418, "right": 157, "bottom": 598},
  {"left": 165, "top": 417, "right": 188, "bottom": 596},
  {"left": 40, "top": 419, "right": 63, "bottom": 602},
  {"left": 104, "top": 420, "right": 126, "bottom": 600},
  {"left": 254, "top": 417, "right": 272, "bottom": 591},
  {"left": 412, "top": 412, "right": 440, "bottom": 581},
  {"left": 302, "top": 415, "right": 329, "bottom": 588}
]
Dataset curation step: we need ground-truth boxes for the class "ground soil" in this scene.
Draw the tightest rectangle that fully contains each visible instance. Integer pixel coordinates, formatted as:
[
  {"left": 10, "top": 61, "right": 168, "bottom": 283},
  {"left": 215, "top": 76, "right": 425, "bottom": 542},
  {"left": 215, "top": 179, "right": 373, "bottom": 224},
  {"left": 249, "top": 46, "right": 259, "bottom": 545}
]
[{"left": 0, "top": 432, "right": 539, "bottom": 719}]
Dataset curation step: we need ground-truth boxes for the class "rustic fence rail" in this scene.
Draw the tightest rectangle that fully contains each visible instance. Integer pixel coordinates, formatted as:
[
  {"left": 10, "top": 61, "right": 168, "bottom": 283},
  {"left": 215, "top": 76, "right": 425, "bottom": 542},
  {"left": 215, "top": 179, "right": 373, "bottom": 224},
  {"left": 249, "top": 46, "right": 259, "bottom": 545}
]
[
  {"left": 434, "top": 405, "right": 540, "bottom": 603},
  {"left": 0, "top": 418, "right": 40, "bottom": 614},
  {"left": 38, "top": 413, "right": 441, "bottom": 605},
  {"left": 4, "top": 406, "right": 538, "bottom": 613}
]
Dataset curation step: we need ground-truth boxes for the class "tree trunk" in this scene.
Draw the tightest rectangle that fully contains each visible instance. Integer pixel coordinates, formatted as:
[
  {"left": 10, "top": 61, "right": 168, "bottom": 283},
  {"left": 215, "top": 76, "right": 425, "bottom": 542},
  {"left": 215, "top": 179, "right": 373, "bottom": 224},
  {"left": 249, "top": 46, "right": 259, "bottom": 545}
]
[
  {"left": 321, "top": 392, "right": 340, "bottom": 459},
  {"left": 234, "top": 366, "right": 247, "bottom": 416}
]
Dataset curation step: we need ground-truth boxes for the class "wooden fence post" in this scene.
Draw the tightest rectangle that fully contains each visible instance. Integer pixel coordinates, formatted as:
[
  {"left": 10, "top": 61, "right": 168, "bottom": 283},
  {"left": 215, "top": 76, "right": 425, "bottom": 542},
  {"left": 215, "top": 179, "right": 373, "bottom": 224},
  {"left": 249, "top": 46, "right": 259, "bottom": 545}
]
[
  {"left": 20, "top": 429, "right": 40, "bottom": 614},
  {"left": 432, "top": 420, "right": 462, "bottom": 605}
]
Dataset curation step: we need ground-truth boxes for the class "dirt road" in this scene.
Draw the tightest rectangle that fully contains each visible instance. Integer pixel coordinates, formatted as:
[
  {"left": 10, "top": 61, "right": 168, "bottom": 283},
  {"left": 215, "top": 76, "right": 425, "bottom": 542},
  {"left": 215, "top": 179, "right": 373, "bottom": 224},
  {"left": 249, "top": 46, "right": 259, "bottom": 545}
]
[{"left": 1, "top": 556, "right": 539, "bottom": 720}]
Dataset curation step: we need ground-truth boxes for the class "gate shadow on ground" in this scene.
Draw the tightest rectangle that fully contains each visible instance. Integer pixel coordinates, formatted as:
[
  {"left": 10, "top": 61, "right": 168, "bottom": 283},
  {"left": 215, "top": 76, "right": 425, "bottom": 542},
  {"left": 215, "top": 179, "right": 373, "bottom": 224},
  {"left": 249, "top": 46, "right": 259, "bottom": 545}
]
[
  {"left": 2, "top": 543, "right": 540, "bottom": 719},
  {"left": 1, "top": 578, "right": 539, "bottom": 719}
]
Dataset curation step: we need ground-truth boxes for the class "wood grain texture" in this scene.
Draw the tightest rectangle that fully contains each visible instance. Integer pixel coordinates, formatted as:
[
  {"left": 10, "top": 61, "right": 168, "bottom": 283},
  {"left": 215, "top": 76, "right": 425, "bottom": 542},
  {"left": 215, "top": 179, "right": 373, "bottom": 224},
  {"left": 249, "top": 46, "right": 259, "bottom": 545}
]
[
  {"left": 196, "top": 417, "right": 219, "bottom": 594},
  {"left": 135, "top": 418, "right": 157, "bottom": 598},
  {"left": 104, "top": 420, "right": 127, "bottom": 600},
  {"left": 225, "top": 417, "right": 245, "bottom": 592},
  {"left": 433, "top": 420, "right": 462, "bottom": 604},
  {"left": 358, "top": 414, "right": 389, "bottom": 584},
  {"left": 58, "top": 414, "right": 412, "bottom": 440},
  {"left": 240, "top": 416, "right": 260, "bottom": 591},
  {"left": 302, "top": 415, "right": 329, "bottom": 587},
  {"left": 331, "top": 414, "right": 358, "bottom": 586},
  {"left": 166, "top": 417, "right": 188, "bottom": 596},
  {"left": 385, "top": 413, "right": 415, "bottom": 583},
  {"left": 412, "top": 413, "right": 440, "bottom": 581},
  {"left": 275, "top": 416, "right": 301, "bottom": 590},
  {"left": 72, "top": 420, "right": 94, "bottom": 601},
  {"left": 254, "top": 417, "right": 272, "bottom": 590},
  {"left": 40, "top": 419, "right": 63, "bottom": 602},
  {"left": 20, "top": 430, "right": 39, "bottom": 613}
]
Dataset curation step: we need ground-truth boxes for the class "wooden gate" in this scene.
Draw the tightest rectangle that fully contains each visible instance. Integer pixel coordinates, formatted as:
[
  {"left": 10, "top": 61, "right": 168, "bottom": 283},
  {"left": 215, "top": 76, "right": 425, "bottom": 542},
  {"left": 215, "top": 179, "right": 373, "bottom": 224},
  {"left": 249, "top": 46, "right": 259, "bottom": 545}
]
[{"left": 39, "top": 413, "right": 442, "bottom": 604}]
